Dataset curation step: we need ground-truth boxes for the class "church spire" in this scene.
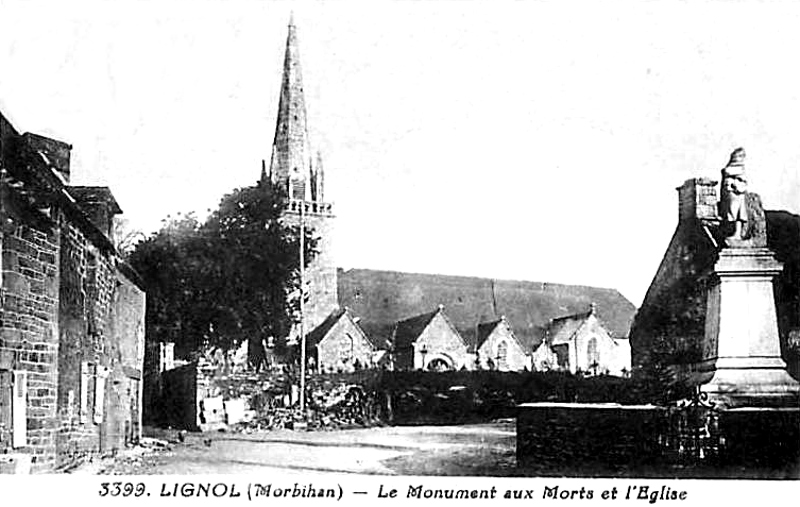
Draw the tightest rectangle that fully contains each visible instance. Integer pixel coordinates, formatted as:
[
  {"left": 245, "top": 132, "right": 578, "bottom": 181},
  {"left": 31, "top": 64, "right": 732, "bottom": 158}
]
[{"left": 268, "top": 15, "right": 313, "bottom": 201}]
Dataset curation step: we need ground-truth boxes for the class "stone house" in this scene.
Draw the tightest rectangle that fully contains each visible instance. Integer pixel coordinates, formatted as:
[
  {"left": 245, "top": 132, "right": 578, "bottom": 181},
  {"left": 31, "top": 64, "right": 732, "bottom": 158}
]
[
  {"left": 475, "top": 316, "right": 531, "bottom": 371},
  {"left": 542, "top": 305, "right": 631, "bottom": 376},
  {"left": 391, "top": 305, "right": 473, "bottom": 371},
  {"left": 307, "top": 307, "right": 376, "bottom": 373},
  {"left": 0, "top": 110, "right": 145, "bottom": 473}
]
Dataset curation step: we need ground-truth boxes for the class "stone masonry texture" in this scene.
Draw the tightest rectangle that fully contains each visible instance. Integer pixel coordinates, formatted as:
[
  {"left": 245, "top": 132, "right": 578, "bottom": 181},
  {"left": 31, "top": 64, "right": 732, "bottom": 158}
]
[{"left": 1, "top": 110, "right": 146, "bottom": 473}]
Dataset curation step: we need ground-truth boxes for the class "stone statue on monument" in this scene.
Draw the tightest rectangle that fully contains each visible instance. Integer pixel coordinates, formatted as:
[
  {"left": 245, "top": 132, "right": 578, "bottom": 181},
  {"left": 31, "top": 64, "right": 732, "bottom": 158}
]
[
  {"left": 718, "top": 147, "right": 767, "bottom": 247},
  {"left": 720, "top": 148, "right": 748, "bottom": 241}
]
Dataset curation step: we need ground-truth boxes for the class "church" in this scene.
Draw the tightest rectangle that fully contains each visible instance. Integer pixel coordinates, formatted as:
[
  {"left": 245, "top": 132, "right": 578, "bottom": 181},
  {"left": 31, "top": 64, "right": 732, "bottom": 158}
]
[{"left": 263, "top": 19, "right": 635, "bottom": 375}]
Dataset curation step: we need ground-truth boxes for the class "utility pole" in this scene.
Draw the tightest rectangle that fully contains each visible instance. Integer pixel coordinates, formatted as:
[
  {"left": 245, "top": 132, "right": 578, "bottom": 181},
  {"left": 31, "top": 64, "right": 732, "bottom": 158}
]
[{"left": 298, "top": 197, "right": 307, "bottom": 414}]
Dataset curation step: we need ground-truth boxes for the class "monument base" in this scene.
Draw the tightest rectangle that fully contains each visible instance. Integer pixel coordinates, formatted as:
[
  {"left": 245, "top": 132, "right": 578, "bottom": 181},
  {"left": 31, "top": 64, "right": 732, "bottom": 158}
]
[
  {"left": 699, "top": 361, "right": 800, "bottom": 408},
  {"left": 700, "top": 247, "right": 800, "bottom": 408}
]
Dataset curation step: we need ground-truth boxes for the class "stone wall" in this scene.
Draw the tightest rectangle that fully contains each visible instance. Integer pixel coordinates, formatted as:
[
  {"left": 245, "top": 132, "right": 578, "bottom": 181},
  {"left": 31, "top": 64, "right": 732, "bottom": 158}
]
[
  {"left": 516, "top": 403, "right": 800, "bottom": 477},
  {"left": 54, "top": 219, "right": 96, "bottom": 465},
  {"left": 53, "top": 216, "right": 146, "bottom": 467},
  {"left": 316, "top": 316, "right": 374, "bottom": 373},
  {"left": 477, "top": 326, "right": 530, "bottom": 371},
  {"left": 516, "top": 403, "right": 665, "bottom": 475},
  {"left": 0, "top": 111, "right": 146, "bottom": 472},
  {"left": 571, "top": 317, "right": 630, "bottom": 376},
  {"left": 105, "top": 270, "right": 145, "bottom": 450},
  {"left": 414, "top": 314, "right": 472, "bottom": 371},
  {"left": 0, "top": 215, "right": 60, "bottom": 472}
]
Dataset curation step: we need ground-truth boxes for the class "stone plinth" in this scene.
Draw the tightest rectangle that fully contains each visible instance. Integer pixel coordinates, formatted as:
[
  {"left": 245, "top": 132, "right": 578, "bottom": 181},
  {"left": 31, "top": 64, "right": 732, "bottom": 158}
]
[{"left": 699, "top": 248, "right": 800, "bottom": 407}]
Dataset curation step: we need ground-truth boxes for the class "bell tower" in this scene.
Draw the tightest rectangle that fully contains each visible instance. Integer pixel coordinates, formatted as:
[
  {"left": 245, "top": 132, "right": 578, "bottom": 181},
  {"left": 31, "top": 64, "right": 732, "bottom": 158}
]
[{"left": 263, "top": 16, "right": 337, "bottom": 335}]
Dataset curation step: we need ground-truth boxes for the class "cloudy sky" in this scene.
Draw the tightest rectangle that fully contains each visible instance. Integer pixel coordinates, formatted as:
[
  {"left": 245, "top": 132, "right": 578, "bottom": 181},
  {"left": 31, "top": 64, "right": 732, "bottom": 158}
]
[{"left": 2, "top": 0, "right": 800, "bottom": 306}]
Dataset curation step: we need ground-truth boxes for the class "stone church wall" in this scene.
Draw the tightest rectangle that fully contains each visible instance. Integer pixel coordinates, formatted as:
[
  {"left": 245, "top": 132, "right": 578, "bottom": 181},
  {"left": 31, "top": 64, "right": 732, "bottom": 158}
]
[
  {"left": 316, "top": 317, "right": 374, "bottom": 373},
  {"left": 283, "top": 207, "right": 337, "bottom": 335},
  {"left": 415, "top": 315, "right": 472, "bottom": 371}
]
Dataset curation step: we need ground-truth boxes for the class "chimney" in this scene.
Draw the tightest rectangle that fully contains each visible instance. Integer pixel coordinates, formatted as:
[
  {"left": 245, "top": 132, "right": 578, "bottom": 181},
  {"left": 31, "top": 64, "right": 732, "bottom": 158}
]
[
  {"left": 22, "top": 133, "right": 72, "bottom": 183},
  {"left": 677, "top": 177, "right": 718, "bottom": 222},
  {"left": 68, "top": 186, "right": 123, "bottom": 238}
]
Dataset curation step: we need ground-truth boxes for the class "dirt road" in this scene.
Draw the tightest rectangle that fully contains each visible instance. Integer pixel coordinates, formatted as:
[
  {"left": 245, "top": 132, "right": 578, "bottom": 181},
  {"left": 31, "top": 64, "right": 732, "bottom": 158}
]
[{"left": 92, "top": 421, "right": 518, "bottom": 476}]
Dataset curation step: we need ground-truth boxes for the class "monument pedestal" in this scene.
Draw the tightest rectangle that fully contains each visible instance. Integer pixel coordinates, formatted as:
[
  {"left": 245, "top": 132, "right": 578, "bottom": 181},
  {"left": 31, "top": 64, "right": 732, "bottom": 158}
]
[{"left": 699, "top": 248, "right": 800, "bottom": 407}]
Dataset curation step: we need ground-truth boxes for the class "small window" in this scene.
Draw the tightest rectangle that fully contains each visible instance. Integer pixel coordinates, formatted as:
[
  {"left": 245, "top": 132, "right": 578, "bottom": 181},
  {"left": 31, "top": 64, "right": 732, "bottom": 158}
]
[
  {"left": 587, "top": 337, "right": 599, "bottom": 374},
  {"left": 12, "top": 370, "right": 27, "bottom": 448},
  {"left": 497, "top": 341, "right": 508, "bottom": 370},
  {"left": 339, "top": 334, "right": 354, "bottom": 363}
]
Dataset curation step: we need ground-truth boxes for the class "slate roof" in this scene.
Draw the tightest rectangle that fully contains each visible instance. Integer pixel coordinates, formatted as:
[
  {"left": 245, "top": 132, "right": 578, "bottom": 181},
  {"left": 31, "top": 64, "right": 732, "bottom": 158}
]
[
  {"left": 391, "top": 308, "right": 441, "bottom": 351},
  {"left": 306, "top": 307, "right": 380, "bottom": 349},
  {"left": 475, "top": 319, "right": 503, "bottom": 352},
  {"left": 306, "top": 307, "right": 347, "bottom": 348},
  {"left": 338, "top": 268, "right": 636, "bottom": 350},
  {"left": 548, "top": 310, "right": 593, "bottom": 345},
  {"left": 475, "top": 317, "right": 548, "bottom": 355},
  {"left": 0, "top": 109, "right": 118, "bottom": 253},
  {"left": 68, "top": 186, "right": 123, "bottom": 214},
  {"left": 517, "top": 326, "right": 547, "bottom": 353}
]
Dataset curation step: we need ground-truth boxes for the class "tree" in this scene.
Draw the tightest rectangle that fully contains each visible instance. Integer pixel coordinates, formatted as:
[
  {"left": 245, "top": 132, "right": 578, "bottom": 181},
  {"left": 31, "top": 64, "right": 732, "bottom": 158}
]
[
  {"left": 112, "top": 216, "right": 145, "bottom": 257},
  {"left": 129, "top": 183, "right": 317, "bottom": 366}
]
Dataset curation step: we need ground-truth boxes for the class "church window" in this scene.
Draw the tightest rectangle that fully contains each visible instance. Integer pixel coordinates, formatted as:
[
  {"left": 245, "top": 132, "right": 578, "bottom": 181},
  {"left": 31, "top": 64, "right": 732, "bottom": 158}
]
[
  {"left": 587, "top": 337, "right": 599, "bottom": 374},
  {"left": 497, "top": 341, "right": 508, "bottom": 370},
  {"left": 339, "top": 334, "right": 354, "bottom": 363}
]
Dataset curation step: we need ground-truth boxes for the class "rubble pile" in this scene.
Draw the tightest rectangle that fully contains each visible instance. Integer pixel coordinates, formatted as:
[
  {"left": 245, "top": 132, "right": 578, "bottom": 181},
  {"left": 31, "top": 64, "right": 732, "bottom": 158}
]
[
  {"left": 194, "top": 368, "right": 388, "bottom": 432},
  {"left": 229, "top": 384, "right": 385, "bottom": 432}
]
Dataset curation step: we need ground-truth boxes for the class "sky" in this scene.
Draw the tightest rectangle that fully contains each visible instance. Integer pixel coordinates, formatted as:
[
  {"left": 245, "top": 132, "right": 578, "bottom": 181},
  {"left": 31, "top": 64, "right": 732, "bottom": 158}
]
[{"left": 2, "top": 0, "right": 800, "bottom": 307}]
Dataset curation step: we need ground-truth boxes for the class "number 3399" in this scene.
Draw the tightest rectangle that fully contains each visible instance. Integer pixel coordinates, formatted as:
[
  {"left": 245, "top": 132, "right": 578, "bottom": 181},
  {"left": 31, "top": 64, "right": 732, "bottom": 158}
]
[{"left": 98, "top": 482, "right": 147, "bottom": 497}]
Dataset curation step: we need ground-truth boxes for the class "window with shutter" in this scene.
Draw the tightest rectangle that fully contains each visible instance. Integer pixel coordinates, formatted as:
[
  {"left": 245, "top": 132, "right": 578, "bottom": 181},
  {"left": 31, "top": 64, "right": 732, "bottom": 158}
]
[
  {"left": 587, "top": 337, "right": 600, "bottom": 374},
  {"left": 80, "top": 362, "right": 90, "bottom": 423},
  {"left": 12, "top": 370, "right": 27, "bottom": 448},
  {"left": 94, "top": 366, "right": 109, "bottom": 424},
  {"left": 0, "top": 371, "right": 12, "bottom": 448}
]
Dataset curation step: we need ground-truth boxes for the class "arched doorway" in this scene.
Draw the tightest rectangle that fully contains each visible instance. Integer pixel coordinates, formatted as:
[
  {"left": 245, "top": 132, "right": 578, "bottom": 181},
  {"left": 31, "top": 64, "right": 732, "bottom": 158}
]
[{"left": 426, "top": 357, "right": 453, "bottom": 371}]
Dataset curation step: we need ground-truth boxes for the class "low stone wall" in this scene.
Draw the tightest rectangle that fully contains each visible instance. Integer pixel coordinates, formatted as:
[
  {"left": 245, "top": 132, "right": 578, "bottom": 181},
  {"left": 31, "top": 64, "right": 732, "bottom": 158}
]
[
  {"left": 516, "top": 403, "right": 665, "bottom": 476},
  {"left": 516, "top": 403, "right": 800, "bottom": 477},
  {"left": 718, "top": 407, "right": 800, "bottom": 468},
  {"left": 153, "top": 369, "right": 663, "bottom": 430}
]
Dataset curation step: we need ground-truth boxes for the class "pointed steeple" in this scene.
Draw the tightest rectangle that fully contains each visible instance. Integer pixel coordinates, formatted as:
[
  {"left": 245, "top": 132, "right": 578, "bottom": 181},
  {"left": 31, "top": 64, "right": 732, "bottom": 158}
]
[
  {"left": 314, "top": 150, "right": 324, "bottom": 202},
  {"left": 268, "top": 16, "right": 313, "bottom": 201}
]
